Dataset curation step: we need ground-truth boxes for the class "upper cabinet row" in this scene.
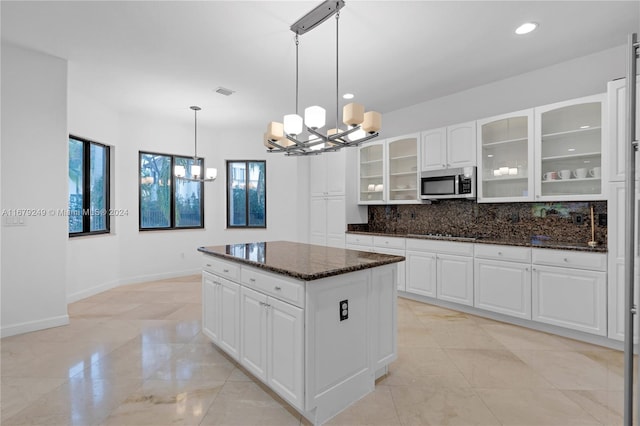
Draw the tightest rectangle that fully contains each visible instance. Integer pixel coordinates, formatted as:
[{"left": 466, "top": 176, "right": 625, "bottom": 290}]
[{"left": 358, "top": 93, "right": 607, "bottom": 204}]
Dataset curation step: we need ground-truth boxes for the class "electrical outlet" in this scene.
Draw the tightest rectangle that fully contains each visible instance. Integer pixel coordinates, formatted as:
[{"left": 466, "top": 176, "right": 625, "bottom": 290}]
[
  {"left": 339, "top": 299, "right": 348, "bottom": 321},
  {"left": 598, "top": 213, "right": 607, "bottom": 226},
  {"left": 574, "top": 213, "right": 584, "bottom": 225}
]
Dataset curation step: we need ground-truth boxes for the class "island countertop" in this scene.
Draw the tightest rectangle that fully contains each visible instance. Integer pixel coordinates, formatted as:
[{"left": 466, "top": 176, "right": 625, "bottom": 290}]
[{"left": 198, "top": 240, "right": 405, "bottom": 281}]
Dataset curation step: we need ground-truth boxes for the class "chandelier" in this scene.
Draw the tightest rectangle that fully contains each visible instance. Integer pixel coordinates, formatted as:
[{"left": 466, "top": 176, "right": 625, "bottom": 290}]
[
  {"left": 174, "top": 106, "right": 217, "bottom": 182},
  {"left": 264, "top": 0, "right": 381, "bottom": 156}
]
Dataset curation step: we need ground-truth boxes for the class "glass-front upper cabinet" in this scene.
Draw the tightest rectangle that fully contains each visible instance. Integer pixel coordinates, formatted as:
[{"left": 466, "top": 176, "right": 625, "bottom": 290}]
[
  {"left": 387, "top": 134, "right": 419, "bottom": 203},
  {"left": 534, "top": 94, "right": 606, "bottom": 201},
  {"left": 476, "top": 110, "right": 534, "bottom": 203},
  {"left": 358, "top": 140, "right": 386, "bottom": 204}
]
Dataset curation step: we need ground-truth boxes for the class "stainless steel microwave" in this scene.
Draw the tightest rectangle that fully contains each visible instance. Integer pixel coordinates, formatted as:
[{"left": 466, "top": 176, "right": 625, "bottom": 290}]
[{"left": 420, "top": 167, "right": 476, "bottom": 200}]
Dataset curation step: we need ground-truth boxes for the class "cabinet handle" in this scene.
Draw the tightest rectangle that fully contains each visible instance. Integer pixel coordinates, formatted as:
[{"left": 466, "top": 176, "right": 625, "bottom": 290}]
[
  {"left": 442, "top": 164, "right": 446, "bottom": 167},
  {"left": 563, "top": 258, "right": 569, "bottom": 262},
  {"left": 223, "top": 269, "right": 229, "bottom": 273},
  {"left": 250, "top": 278, "right": 256, "bottom": 282},
  {"left": 525, "top": 267, "right": 529, "bottom": 272},
  {"left": 206, "top": 263, "right": 212, "bottom": 267},
  {"left": 274, "top": 286, "right": 282, "bottom": 291},
  {"left": 498, "top": 251, "right": 502, "bottom": 255}
]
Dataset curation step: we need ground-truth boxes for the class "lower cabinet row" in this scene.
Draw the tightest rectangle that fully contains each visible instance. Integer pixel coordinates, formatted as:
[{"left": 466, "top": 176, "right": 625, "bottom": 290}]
[
  {"left": 346, "top": 234, "right": 608, "bottom": 337},
  {"left": 202, "top": 272, "right": 304, "bottom": 408}
]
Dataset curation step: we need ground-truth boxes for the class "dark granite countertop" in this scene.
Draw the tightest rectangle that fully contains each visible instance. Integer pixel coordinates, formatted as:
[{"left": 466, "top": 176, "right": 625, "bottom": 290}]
[
  {"left": 198, "top": 241, "right": 405, "bottom": 281},
  {"left": 346, "top": 231, "right": 607, "bottom": 253}
]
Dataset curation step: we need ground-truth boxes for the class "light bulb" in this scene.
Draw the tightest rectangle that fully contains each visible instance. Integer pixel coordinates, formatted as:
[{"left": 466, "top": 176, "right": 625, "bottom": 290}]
[
  {"left": 174, "top": 165, "right": 186, "bottom": 178},
  {"left": 284, "top": 114, "right": 303, "bottom": 136},
  {"left": 206, "top": 168, "right": 217, "bottom": 180},
  {"left": 191, "top": 165, "right": 201, "bottom": 178},
  {"left": 304, "top": 106, "right": 326, "bottom": 129}
]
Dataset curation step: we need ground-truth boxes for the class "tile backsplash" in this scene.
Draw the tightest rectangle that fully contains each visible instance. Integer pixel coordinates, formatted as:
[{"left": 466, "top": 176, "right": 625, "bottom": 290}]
[{"left": 358, "top": 200, "right": 607, "bottom": 246}]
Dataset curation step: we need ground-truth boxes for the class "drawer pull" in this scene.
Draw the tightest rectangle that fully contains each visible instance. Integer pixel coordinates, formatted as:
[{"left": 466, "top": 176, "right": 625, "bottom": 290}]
[
  {"left": 223, "top": 269, "right": 229, "bottom": 273},
  {"left": 206, "top": 263, "right": 212, "bottom": 267},
  {"left": 274, "top": 286, "right": 282, "bottom": 291},
  {"left": 498, "top": 252, "right": 502, "bottom": 255},
  {"left": 249, "top": 278, "right": 256, "bottom": 282},
  {"left": 564, "top": 258, "right": 569, "bottom": 262}
]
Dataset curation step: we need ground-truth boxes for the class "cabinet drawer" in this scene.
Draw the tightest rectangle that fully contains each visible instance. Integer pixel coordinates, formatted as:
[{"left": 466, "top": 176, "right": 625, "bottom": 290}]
[
  {"left": 241, "top": 267, "right": 304, "bottom": 307},
  {"left": 406, "top": 238, "right": 473, "bottom": 256},
  {"left": 532, "top": 249, "right": 607, "bottom": 271},
  {"left": 345, "top": 233, "right": 374, "bottom": 247},
  {"left": 474, "top": 244, "right": 531, "bottom": 263},
  {"left": 373, "top": 236, "right": 406, "bottom": 250},
  {"left": 203, "top": 256, "right": 240, "bottom": 280}
]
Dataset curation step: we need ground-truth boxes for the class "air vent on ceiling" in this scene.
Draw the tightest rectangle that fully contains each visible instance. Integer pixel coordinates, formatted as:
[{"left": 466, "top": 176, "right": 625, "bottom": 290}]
[{"left": 214, "top": 87, "right": 235, "bottom": 96}]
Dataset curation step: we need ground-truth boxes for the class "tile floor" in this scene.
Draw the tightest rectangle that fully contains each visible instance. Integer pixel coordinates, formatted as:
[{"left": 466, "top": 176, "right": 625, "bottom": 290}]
[{"left": 0, "top": 274, "right": 632, "bottom": 425}]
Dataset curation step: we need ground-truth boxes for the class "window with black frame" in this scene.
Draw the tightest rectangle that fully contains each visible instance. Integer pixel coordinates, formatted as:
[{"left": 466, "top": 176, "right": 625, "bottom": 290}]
[
  {"left": 226, "top": 160, "right": 266, "bottom": 228},
  {"left": 68, "top": 136, "right": 110, "bottom": 236},
  {"left": 139, "top": 151, "right": 204, "bottom": 230}
]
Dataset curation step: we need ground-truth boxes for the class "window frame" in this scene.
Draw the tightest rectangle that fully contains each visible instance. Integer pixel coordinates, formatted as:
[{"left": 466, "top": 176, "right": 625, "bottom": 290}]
[
  {"left": 226, "top": 160, "right": 267, "bottom": 229},
  {"left": 68, "top": 135, "right": 111, "bottom": 237},
  {"left": 138, "top": 150, "right": 206, "bottom": 231}
]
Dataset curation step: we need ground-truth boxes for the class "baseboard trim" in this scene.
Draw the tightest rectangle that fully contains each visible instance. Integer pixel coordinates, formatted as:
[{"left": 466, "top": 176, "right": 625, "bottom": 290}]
[{"left": 1, "top": 314, "right": 69, "bottom": 338}]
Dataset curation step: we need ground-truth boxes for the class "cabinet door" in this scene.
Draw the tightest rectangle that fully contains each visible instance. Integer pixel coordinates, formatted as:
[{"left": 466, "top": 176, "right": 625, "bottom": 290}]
[
  {"left": 477, "top": 110, "right": 534, "bottom": 203},
  {"left": 375, "top": 246, "right": 406, "bottom": 291},
  {"left": 325, "top": 196, "right": 346, "bottom": 248},
  {"left": 370, "top": 264, "right": 397, "bottom": 371},
  {"left": 437, "top": 254, "right": 473, "bottom": 306},
  {"left": 240, "top": 286, "right": 268, "bottom": 382},
  {"left": 387, "top": 134, "right": 419, "bottom": 203},
  {"left": 309, "top": 197, "right": 327, "bottom": 246},
  {"left": 421, "top": 127, "right": 446, "bottom": 171},
  {"left": 202, "top": 272, "right": 220, "bottom": 342},
  {"left": 532, "top": 265, "right": 606, "bottom": 336},
  {"left": 405, "top": 251, "right": 437, "bottom": 297},
  {"left": 607, "top": 77, "right": 640, "bottom": 182},
  {"left": 358, "top": 141, "right": 386, "bottom": 204},
  {"left": 447, "top": 121, "right": 476, "bottom": 168},
  {"left": 219, "top": 278, "right": 241, "bottom": 360},
  {"left": 310, "top": 151, "right": 346, "bottom": 196},
  {"left": 474, "top": 259, "right": 531, "bottom": 319},
  {"left": 534, "top": 94, "right": 606, "bottom": 201},
  {"left": 267, "top": 297, "right": 304, "bottom": 410}
]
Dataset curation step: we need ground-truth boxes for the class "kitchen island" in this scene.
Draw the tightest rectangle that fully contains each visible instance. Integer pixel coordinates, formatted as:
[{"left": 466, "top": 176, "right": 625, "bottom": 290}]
[{"left": 198, "top": 241, "right": 404, "bottom": 425}]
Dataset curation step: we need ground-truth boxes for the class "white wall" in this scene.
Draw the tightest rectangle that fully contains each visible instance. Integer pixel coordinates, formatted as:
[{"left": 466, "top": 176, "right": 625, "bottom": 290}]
[
  {"left": 379, "top": 45, "right": 627, "bottom": 138},
  {"left": 66, "top": 84, "right": 305, "bottom": 302},
  {"left": 1, "top": 44, "right": 69, "bottom": 337}
]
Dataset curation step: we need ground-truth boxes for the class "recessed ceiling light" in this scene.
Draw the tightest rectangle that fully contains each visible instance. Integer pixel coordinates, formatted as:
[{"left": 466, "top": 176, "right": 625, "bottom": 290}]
[
  {"left": 214, "top": 87, "right": 235, "bottom": 96},
  {"left": 515, "top": 22, "right": 538, "bottom": 35},
  {"left": 343, "top": 93, "right": 354, "bottom": 100}
]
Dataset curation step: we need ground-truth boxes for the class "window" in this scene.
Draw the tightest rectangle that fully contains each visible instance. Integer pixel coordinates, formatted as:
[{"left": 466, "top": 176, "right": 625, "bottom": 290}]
[
  {"left": 68, "top": 136, "right": 110, "bottom": 236},
  {"left": 227, "top": 160, "right": 266, "bottom": 228},
  {"left": 139, "top": 152, "right": 204, "bottom": 230}
]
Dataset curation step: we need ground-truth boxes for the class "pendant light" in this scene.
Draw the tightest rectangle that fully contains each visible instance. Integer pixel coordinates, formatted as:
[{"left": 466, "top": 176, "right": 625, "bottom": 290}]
[
  {"left": 264, "top": 0, "right": 382, "bottom": 156},
  {"left": 174, "top": 106, "right": 217, "bottom": 182}
]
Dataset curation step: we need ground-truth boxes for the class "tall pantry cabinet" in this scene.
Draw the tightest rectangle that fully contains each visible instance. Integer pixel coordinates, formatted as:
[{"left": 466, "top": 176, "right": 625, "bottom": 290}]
[{"left": 309, "top": 150, "right": 346, "bottom": 248}]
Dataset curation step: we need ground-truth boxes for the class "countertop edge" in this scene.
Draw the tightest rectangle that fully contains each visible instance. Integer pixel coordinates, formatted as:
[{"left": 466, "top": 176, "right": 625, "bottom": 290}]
[
  {"left": 345, "top": 231, "right": 608, "bottom": 253},
  {"left": 197, "top": 246, "right": 405, "bottom": 281}
]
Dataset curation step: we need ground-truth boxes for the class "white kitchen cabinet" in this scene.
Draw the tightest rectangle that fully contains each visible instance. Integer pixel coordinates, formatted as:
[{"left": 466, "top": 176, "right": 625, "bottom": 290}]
[
  {"left": 240, "top": 285, "right": 304, "bottom": 409},
  {"left": 532, "top": 249, "right": 607, "bottom": 336},
  {"left": 437, "top": 253, "right": 474, "bottom": 306},
  {"left": 477, "top": 110, "right": 534, "bottom": 203},
  {"left": 387, "top": 134, "right": 420, "bottom": 203},
  {"left": 310, "top": 150, "right": 346, "bottom": 196},
  {"left": 405, "top": 250, "right": 437, "bottom": 297},
  {"left": 607, "top": 182, "right": 639, "bottom": 342},
  {"left": 421, "top": 121, "right": 476, "bottom": 172},
  {"left": 607, "top": 77, "right": 640, "bottom": 182},
  {"left": 202, "top": 271, "right": 240, "bottom": 360},
  {"left": 534, "top": 94, "right": 606, "bottom": 201},
  {"left": 309, "top": 196, "right": 345, "bottom": 248},
  {"left": 358, "top": 140, "right": 386, "bottom": 204},
  {"left": 373, "top": 236, "right": 406, "bottom": 292},
  {"left": 473, "top": 244, "right": 531, "bottom": 319},
  {"left": 369, "top": 264, "right": 398, "bottom": 372}
]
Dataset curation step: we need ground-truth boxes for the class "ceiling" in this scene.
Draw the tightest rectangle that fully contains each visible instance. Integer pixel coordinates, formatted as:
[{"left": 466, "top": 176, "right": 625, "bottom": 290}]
[{"left": 2, "top": 1, "right": 639, "bottom": 132}]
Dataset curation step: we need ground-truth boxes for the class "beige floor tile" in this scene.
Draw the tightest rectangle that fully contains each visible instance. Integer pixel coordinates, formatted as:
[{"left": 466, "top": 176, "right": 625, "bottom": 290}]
[
  {"left": 163, "top": 303, "right": 202, "bottom": 321},
  {"left": 514, "top": 349, "right": 616, "bottom": 390},
  {"left": 446, "top": 348, "right": 555, "bottom": 389},
  {"left": 390, "top": 385, "right": 501, "bottom": 425},
  {"left": 561, "top": 389, "right": 625, "bottom": 425},
  {"left": 1, "top": 377, "right": 66, "bottom": 421},
  {"left": 430, "top": 323, "right": 508, "bottom": 350},
  {"left": 71, "top": 302, "right": 141, "bottom": 319},
  {"left": 476, "top": 388, "right": 602, "bottom": 425},
  {"left": 199, "top": 381, "right": 301, "bottom": 426},
  {"left": 325, "top": 385, "right": 401, "bottom": 425},
  {"left": 137, "top": 319, "right": 201, "bottom": 344},
  {"left": 101, "top": 379, "right": 224, "bottom": 425},
  {"left": 148, "top": 342, "right": 236, "bottom": 382},
  {"left": 118, "top": 302, "right": 185, "bottom": 320},
  {"left": 397, "top": 325, "right": 441, "bottom": 348},
  {"left": 2, "top": 377, "right": 141, "bottom": 426},
  {"left": 480, "top": 322, "right": 574, "bottom": 351},
  {"left": 381, "top": 347, "right": 470, "bottom": 387}
]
